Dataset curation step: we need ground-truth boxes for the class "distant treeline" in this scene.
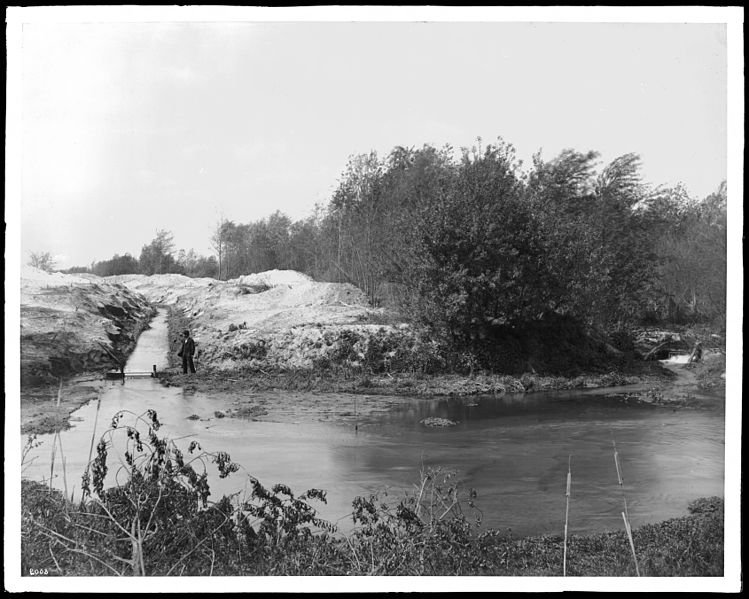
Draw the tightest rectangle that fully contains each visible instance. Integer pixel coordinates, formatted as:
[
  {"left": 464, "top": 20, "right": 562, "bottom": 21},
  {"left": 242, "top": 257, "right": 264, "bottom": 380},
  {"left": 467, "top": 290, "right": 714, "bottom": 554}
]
[
  {"left": 63, "top": 232, "right": 219, "bottom": 279},
  {"left": 62, "top": 138, "right": 727, "bottom": 333}
]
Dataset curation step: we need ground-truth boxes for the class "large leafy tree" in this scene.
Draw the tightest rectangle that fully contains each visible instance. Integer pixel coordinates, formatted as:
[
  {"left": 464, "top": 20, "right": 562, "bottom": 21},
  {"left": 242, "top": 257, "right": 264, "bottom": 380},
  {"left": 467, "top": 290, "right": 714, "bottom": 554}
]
[
  {"left": 402, "top": 140, "right": 553, "bottom": 340},
  {"left": 525, "top": 149, "right": 601, "bottom": 319},
  {"left": 526, "top": 150, "right": 661, "bottom": 328}
]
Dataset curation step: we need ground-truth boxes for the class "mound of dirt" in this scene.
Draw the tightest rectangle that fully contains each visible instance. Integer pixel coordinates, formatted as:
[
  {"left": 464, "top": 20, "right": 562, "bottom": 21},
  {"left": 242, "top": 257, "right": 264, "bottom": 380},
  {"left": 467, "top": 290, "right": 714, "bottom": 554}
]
[
  {"left": 110, "top": 270, "right": 400, "bottom": 372},
  {"left": 21, "top": 267, "right": 155, "bottom": 385},
  {"left": 231, "top": 270, "right": 312, "bottom": 287}
]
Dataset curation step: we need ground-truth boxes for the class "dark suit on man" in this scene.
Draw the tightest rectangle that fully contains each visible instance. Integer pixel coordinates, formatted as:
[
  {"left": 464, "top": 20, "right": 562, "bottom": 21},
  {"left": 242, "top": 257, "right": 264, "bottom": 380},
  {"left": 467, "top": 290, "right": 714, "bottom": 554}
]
[{"left": 179, "top": 336, "right": 196, "bottom": 373}]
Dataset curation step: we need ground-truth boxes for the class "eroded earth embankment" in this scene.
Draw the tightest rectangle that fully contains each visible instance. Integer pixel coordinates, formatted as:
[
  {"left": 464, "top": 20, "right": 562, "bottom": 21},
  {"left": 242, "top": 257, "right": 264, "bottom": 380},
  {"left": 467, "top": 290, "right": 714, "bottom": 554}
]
[
  {"left": 108, "top": 270, "right": 411, "bottom": 372},
  {"left": 20, "top": 267, "right": 155, "bottom": 434},
  {"left": 21, "top": 267, "right": 155, "bottom": 384}
]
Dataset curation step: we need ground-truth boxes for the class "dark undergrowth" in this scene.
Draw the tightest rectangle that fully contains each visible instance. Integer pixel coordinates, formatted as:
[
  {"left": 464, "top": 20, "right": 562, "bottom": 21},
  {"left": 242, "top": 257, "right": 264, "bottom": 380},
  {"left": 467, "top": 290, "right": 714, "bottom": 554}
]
[
  {"left": 21, "top": 412, "right": 724, "bottom": 577},
  {"left": 19, "top": 480, "right": 726, "bottom": 577},
  {"left": 157, "top": 366, "right": 664, "bottom": 399}
]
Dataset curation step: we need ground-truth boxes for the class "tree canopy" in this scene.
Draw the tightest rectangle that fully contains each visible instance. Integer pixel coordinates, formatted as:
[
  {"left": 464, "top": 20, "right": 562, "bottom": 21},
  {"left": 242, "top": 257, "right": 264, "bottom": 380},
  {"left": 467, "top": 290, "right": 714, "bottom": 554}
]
[{"left": 58, "top": 136, "right": 727, "bottom": 356}]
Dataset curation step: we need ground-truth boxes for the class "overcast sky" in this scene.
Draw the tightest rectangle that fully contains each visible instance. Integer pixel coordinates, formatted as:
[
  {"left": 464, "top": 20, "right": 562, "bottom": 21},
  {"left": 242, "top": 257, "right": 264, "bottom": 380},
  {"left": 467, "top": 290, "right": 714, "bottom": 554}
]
[{"left": 10, "top": 8, "right": 735, "bottom": 268}]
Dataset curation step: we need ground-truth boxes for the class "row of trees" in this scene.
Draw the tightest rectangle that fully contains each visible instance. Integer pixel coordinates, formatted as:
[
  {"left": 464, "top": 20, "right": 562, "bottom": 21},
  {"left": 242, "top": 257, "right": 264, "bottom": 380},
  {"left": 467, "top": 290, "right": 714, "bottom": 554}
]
[
  {"left": 209, "top": 210, "right": 330, "bottom": 281},
  {"left": 322, "top": 141, "right": 727, "bottom": 335},
  {"left": 52, "top": 137, "right": 726, "bottom": 340},
  {"left": 61, "top": 230, "right": 218, "bottom": 279}
]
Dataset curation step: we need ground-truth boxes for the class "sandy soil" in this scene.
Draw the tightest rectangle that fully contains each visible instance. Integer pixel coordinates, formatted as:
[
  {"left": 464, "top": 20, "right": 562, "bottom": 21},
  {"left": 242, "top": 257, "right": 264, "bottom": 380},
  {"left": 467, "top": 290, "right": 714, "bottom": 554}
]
[{"left": 109, "top": 270, "right": 398, "bottom": 371}]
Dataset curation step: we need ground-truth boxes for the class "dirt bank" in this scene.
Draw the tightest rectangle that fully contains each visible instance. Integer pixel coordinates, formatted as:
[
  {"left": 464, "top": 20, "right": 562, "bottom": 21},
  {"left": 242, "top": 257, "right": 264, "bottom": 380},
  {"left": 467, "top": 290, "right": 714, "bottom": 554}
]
[
  {"left": 21, "top": 266, "right": 155, "bottom": 384},
  {"left": 112, "top": 270, "right": 673, "bottom": 393},
  {"left": 110, "top": 270, "right": 405, "bottom": 372},
  {"left": 20, "top": 266, "right": 155, "bottom": 434}
]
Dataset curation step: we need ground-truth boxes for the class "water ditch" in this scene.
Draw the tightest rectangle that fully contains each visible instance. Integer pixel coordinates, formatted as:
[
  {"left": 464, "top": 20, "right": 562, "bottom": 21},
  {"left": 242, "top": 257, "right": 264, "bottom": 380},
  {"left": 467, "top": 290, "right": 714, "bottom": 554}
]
[{"left": 22, "top": 310, "right": 725, "bottom": 538}]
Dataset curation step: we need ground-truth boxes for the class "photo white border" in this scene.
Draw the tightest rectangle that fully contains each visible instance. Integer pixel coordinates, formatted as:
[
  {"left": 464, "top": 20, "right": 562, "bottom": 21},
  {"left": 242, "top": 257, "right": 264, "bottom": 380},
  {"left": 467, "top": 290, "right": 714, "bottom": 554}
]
[{"left": 4, "top": 5, "right": 743, "bottom": 594}]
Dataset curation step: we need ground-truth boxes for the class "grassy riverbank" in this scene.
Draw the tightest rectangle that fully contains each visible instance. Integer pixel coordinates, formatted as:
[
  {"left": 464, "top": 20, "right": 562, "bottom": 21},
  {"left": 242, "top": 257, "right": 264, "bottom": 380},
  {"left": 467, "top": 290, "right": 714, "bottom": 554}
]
[{"left": 21, "top": 472, "right": 723, "bottom": 577}]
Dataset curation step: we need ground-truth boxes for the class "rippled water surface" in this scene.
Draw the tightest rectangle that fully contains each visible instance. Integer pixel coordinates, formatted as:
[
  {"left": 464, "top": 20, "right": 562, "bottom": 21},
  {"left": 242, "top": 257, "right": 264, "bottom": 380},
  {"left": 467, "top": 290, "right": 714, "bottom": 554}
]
[{"left": 24, "top": 312, "right": 725, "bottom": 537}]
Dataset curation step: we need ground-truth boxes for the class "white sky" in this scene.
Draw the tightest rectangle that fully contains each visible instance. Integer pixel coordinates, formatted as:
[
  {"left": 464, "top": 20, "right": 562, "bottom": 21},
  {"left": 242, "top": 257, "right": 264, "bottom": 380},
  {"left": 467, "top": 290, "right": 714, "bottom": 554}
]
[{"left": 9, "top": 8, "right": 734, "bottom": 269}]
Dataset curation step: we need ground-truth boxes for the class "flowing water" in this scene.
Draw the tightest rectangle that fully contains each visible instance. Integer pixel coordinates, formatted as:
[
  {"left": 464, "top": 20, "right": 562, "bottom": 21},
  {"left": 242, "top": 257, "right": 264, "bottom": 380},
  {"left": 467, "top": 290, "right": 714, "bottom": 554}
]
[{"left": 23, "top": 311, "right": 725, "bottom": 538}]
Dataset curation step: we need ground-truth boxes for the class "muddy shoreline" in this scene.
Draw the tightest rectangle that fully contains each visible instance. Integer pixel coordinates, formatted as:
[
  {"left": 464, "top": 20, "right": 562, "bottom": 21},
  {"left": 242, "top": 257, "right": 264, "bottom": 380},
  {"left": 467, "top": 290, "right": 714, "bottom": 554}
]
[
  {"left": 18, "top": 352, "right": 724, "bottom": 436},
  {"left": 156, "top": 362, "right": 667, "bottom": 398},
  {"left": 20, "top": 376, "right": 106, "bottom": 436}
]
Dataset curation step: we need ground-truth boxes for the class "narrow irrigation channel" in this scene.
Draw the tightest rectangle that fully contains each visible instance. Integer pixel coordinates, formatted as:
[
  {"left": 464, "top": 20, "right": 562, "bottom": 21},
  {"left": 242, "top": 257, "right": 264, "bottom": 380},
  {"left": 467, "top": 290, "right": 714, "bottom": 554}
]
[{"left": 23, "top": 310, "right": 724, "bottom": 538}]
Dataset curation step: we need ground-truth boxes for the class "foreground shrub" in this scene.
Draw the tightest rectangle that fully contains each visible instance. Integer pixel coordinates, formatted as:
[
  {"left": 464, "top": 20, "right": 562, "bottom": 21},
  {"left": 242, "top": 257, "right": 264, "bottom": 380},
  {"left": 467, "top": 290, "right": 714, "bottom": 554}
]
[
  {"left": 22, "top": 410, "right": 331, "bottom": 576},
  {"left": 345, "top": 467, "right": 484, "bottom": 575}
]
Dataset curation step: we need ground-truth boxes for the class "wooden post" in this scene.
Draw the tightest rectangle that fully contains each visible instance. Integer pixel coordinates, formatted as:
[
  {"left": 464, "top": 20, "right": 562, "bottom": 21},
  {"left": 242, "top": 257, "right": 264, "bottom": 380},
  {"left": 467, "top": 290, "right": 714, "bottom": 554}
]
[
  {"left": 564, "top": 455, "right": 572, "bottom": 576},
  {"left": 613, "top": 438, "right": 640, "bottom": 576}
]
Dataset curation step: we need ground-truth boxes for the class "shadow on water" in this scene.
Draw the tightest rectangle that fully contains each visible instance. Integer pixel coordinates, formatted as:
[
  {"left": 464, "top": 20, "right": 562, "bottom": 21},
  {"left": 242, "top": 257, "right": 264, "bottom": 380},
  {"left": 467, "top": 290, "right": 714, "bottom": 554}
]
[{"left": 23, "top": 310, "right": 725, "bottom": 538}]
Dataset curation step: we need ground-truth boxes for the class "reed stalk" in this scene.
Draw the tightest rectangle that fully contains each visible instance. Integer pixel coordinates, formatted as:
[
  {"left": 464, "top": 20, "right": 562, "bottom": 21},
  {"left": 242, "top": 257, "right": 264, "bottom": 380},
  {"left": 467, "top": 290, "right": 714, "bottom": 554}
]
[
  {"left": 49, "top": 432, "right": 57, "bottom": 491},
  {"left": 612, "top": 438, "right": 640, "bottom": 576},
  {"left": 621, "top": 512, "right": 640, "bottom": 576},
  {"left": 85, "top": 393, "right": 103, "bottom": 480},
  {"left": 563, "top": 455, "right": 572, "bottom": 576},
  {"left": 49, "top": 379, "right": 64, "bottom": 490},
  {"left": 57, "top": 433, "right": 70, "bottom": 515}
]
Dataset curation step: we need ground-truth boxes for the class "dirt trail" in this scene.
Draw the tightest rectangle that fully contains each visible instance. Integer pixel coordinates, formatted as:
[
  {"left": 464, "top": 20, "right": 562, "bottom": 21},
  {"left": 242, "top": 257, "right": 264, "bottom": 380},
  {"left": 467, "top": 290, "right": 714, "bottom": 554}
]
[{"left": 661, "top": 361, "right": 699, "bottom": 387}]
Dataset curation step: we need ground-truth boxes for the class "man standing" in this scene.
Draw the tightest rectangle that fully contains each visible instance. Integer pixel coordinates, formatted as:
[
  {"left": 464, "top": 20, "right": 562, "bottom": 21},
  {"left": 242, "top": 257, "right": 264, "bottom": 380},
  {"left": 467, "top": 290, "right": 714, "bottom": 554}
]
[{"left": 178, "top": 330, "right": 196, "bottom": 374}]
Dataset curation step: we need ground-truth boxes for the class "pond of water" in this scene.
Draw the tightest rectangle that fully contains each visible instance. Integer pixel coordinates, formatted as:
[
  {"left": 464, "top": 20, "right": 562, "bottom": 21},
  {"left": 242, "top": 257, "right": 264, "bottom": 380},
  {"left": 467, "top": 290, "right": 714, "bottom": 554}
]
[{"left": 23, "top": 312, "right": 725, "bottom": 538}]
